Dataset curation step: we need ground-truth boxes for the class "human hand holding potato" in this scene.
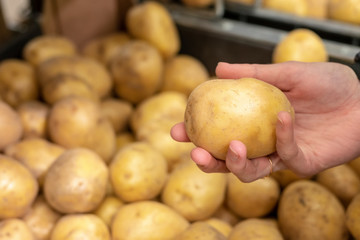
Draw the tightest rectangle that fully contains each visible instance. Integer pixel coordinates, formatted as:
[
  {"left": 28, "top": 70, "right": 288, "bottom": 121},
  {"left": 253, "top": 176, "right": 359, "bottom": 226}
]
[{"left": 171, "top": 61, "right": 360, "bottom": 182}]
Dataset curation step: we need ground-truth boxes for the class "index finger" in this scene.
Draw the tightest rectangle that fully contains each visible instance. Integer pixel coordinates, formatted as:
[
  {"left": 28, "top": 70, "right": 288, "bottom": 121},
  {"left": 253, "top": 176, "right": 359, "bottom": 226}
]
[
  {"left": 215, "top": 61, "right": 302, "bottom": 91},
  {"left": 170, "top": 122, "right": 190, "bottom": 142}
]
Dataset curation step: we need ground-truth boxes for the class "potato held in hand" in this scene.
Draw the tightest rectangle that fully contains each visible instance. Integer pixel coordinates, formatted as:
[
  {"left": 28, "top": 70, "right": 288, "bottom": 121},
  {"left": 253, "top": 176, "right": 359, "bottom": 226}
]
[{"left": 185, "top": 78, "right": 294, "bottom": 160}]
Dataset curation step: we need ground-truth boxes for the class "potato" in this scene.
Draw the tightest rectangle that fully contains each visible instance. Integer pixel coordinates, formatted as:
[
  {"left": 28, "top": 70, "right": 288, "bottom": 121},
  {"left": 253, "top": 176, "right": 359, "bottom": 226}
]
[
  {"left": 44, "top": 148, "right": 108, "bottom": 214},
  {"left": 0, "top": 101, "right": 23, "bottom": 151},
  {"left": 349, "top": 156, "right": 360, "bottom": 176},
  {"left": 93, "top": 196, "right": 124, "bottom": 226},
  {"left": 50, "top": 214, "right": 110, "bottom": 240},
  {"left": 315, "top": 164, "right": 360, "bottom": 206},
  {"left": 110, "top": 142, "right": 168, "bottom": 202},
  {"left": 100, "top": 98, "right": 133, "bottom": 133},
  {"left": 304, "top": 0, "right": 328, "bottom": 19},
  {"left": 0, "top": 155, "right": 38, "bottom": 219},
  {"left": 48, "top": 96, "right": 116, "bottom": 163},
  {"left": 211, "top": 205, "right": 241, "bottom": 226},
  {"left": 41, "top": 74, "right": 99, "bottom": 105},
  {"left": 0, "top": 59, "right": 38, "bottom": 107},
  {"left": 185, "top": 78, "right": 294, "bottom": 160},
  {"left": 173, "top": 222, "right": 226, "bottom": 240},
  {"left": 201, "top": 218, "right": 233, "bottom": 237},
  {"left": 130, "top": 91, "right": 187, "bottom": 137},
  {"left": 115, "top": 132, "right": 135, "bottom": 150},
  {"left": 17, "top": 101, "right": 49, "bottom": 139},
  {"left": 4, "top": 138, "right": 65, "bottom": 186},
  {"left": 126, "top": 1, "right": 180, "bottom": 59},
  {"left": 278, "top": 180, "right": 348, "bottom": 240},
  {"left": 111, "top": 201, "right": 189, "bottom": 240},
  {"left": 82, "top": 32, "right": 131, "bottom": 65},
  {"left": 110, "top": 40, "right": 163, "bottom": 104},
  {"left": 272, "top": 28, "right": 328, "bottom": 63},
  {"left": 23, "top": 35, "right": 77, "bottom": 66},
  {"left": 228, "top": 218, "right": 284, "bottom": 240},
  {"left": 22, "top": 195, "right": 62, "bottom": 240},
  {"left": 270, "top": 169, "right": 308, "bottom": 188},
  {"left": 142, "top": 128, "right": 195, "bottom": 170},
  {"left": 328, "top": 0, "right": 360, "bottom": 24},
  {"left": 262, "top": 0, "right": 308, "bottom": 16},
  {"left": 227, "top": 174, "right": 280, "bottom": 218},
  {"left": 346, "top": 193, "right": 360, "bottom": 239},
  {"left": 160, "top": 54, "right": 209, "bottom": 96},
  {"left": 0, "top": 218, "right": 36, "bottom": 240},
  {"left": 38, "top": 56, "right": 112, "bottom": 99},
  {"left": 161, "top": 160, "right": 227, "bottom": 221}
]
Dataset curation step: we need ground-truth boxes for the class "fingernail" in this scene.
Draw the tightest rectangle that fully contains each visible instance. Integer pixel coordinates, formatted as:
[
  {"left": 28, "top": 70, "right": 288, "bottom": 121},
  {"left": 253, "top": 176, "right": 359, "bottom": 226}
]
[
  {"left": 278, "top": 114, "right": 284, "bottom": 125},
  {"left": 228, "top": 145, "right": 239, "bottom": 162}
]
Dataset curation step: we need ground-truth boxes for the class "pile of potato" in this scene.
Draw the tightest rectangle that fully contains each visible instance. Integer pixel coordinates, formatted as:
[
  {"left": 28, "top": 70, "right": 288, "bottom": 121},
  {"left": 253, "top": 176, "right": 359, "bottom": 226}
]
[{"left": 0, "top": 1, "right": 360, "bottom": 239}]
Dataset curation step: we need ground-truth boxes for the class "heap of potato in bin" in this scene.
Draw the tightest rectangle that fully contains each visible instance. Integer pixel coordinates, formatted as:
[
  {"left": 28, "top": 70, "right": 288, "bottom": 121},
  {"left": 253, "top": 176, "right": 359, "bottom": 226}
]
[{"left": 0, "top": 1, "right": 359, "bottom": 240}]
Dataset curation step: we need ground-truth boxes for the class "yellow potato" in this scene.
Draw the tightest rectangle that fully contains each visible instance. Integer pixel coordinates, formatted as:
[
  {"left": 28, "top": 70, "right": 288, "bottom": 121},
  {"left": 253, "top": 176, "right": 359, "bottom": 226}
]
[
  {"left": 262, "top": 0, "right": 308, "bottom": 16},
  {"left": 38, "top": 56, "right": 112, "bottom": 99},
  {"left": 173, "top": 222, "right": 226, "bottom": 240},
  {"left": 228, "top": 218, "right": 284, "bottom": 240},
  {"left": 211, "top": 205, "right": 241, "bottom": 226},
  {"left": 4, "top": 138, "right": 65, "bottom": 186},
  {"left": 0, "top": 101, "right": 23, "bottom": 151},
  {"left": 201, "top": 218, "right": 233, "bottom": 237},
  {"left": 130, "top": 91, "right": 187, "bottom": 137},
  {"left": 278, "top": 180, "right": 348, "bottom": 240},
  {"left": 0, "top": 59, "right": 38, "bottom": 107},
  {"left": 17, "top": 101, "right": 49, "bottom": 139},
  {"left": 346, "top": 193, "right": 360, "bottom": 239},
  {"left": 185, "top": 78, "right": 294, "bottom": 160},
  {"left": 43, "top": 148, "right": 109, "bottom": 214},
  {"left": 126, "top": 1, "right": 180, "bottom": 59},
  {"left": 111, "top": 201, "right": 189, "bottom": 240},
  {"left": 0, "top": 218, "right": 36, "bottom": 240},
  {"left": 50, "top": 214, "right": 110, "bottom": 240},
  {"left": 348, "top": 156, "right": 360, "bottom": 176},
  {"left": 115, "top": 131, "right": 135, "bottom": 150},
  {"left": 82, "top": 32, "right": 131, "bottom": 65},
  {"left": 23, "top": 35, "right": 77, "bottom": 66},
  {"left": 316, "top": 164, "right": 360, "bottom": 206},
  {"left": 328, "top": 0, "right": 360, "bottom": 24},
  {"left": 272, "top": 28, "right": 328, "bottom": 63},
  {"left": 0, "top": 155, "right": 38, "bottom": 219},
  {"left": 92, "top": 196, "right": 124, "bottom": 227},
  {"left": 227, "top": 174, "right": 280, "bottom": 218},
  {"left": 141, "top": 128, "right": 195, "bottom": 170},
  {"left": 110, "top": 40, "right": 163, "bottom": 104},
  {"left": 48, "top": 96, "right": 116, "bottom": 163},
  {"left": 22, "top": 195, "right": 62, "bottom": 240},
  {"left": 160, "top": 54, "right": 209, "bottom": 96},
  {"left": 161, "top": 160, "right": 227, "bottom": 221},
  {"left": 304, "top": 0, "right": 328, "bottom": 19},
  {"left": 41, "top": 74, "right": 99, "bottom": 105},
  {"left": 110, "top": 142, "right": 168, "bottom": 202},
  {"left": 100, "top": 98, "right": 133, "bottom": 133},
  {"left": 270, "top": 169, "right": 309, "bottom": 188}
]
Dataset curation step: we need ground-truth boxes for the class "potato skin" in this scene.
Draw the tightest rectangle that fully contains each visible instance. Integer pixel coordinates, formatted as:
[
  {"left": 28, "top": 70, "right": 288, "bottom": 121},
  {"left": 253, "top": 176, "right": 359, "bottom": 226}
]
[
  {"left": 0, "top": 59, "right": 38, "bottom": 108},
  {"left": 0, "top": 155, "right": 38, "bottom": 219},
  {"left": 185, "top": 78, "right": 294, "bottom": 160},
  {"left": 111, "top": 201, "right": 189, "bottom": 240},
  {"left": 0, "top": 101, "right": 23, "bottom": 151},
  {"left": 272, "top": 28, "right": 328, "bottom": 63},
  {"left": 277, "top": 180, "right": 348, "bottom": 240},
  {"left": 126, "top": 1, "right": 180, "bottom": 59}
]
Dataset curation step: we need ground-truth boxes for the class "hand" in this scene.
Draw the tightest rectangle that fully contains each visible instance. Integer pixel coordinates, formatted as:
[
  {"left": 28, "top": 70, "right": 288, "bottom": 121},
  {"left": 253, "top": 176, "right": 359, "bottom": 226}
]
[{"left": 171, "top": 61, "right": 360, "bottom": 182}]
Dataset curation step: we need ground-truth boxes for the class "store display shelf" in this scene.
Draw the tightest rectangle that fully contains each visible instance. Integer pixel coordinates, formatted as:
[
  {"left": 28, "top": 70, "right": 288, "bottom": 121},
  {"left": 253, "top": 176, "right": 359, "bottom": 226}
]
[{"left": 171, "top": 10, "right": 360, "bottom": 74}]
